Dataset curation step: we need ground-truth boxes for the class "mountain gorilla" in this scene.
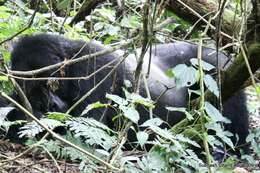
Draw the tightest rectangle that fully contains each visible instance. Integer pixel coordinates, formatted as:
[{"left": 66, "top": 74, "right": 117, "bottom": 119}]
[{"left": 8, "top": 34, "right": 249, "bottom": 153}]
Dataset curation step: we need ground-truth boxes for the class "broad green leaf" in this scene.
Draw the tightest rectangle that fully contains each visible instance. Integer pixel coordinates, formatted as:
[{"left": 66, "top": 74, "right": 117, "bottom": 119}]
[
  {"left": 190, "top": 58, "right": 215, "bottom": 71},
  {"left": 95, "top": 8, "right": 115, "bottom": 22},
  {"left": 206, "top": 123, "right": 234, "bottom": 149},
  {"left": 94, "top": 22, "right": 105, "bottom": 31},
  {"left": 205, "top": 102, "right": 230, "bottom": 123},
  {"left": 104, "top": 35, "right": 119, "bottom": 44},
  {"left": 19, "top": 118, "right": 64, "bottom": 137},
  {"left": 141, "top": 118, "right": 164, "bottom": 127},
  {"left": 106, "top": 93, "right": 128, "bottom": 106},
  {"left": 172, "top": 64, "right": 197, "bottom": 88},
  {"left": 47, "top": 112, "right": 72, "bottom": 121},
  {"left": 166, "top": 106, "right": 193, "bottom": 120},
  {"left": 120, "top": 105, "right": 139, "bottom": 123},
  {"left": 81, "top": 102, "right": 108, "bottom": 115},
  {"left": 120, "top": 15, "right": 141, "bottom": 28},
  {"left": 204, "top": 74, "right": 219, "bottom": 97},
  {"left": 106, "top": 25, "right": 120, "bottom": 35},
  {"left": 128, "top": 93, "right": 154, "bottom": 108},
  {"left": 136, "top": 131, "right": 149, "bottom": 148},
  {"left": 0, "top": 75, "right": 8, "bottom": 81}
]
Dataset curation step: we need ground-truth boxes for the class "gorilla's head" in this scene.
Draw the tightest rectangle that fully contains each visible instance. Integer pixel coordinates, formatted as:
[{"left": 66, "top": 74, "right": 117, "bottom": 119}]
[{"left": 10, "top": 34, "right": 71, "bottom": 117}]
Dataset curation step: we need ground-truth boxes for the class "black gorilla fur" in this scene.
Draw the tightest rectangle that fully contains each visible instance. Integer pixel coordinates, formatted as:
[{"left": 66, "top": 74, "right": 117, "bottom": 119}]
[{"left": 7, "top": 34, "right": 249, "bottom": 153}]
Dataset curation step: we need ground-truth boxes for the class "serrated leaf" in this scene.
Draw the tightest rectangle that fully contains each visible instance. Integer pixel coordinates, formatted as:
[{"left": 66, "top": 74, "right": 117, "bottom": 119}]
[
  {"left": 190, "top": 58, "right": 215, "bottom": 71},
  {"left": 175, "top": 134, "right": 200, "bottom": 148},
  {"left": 149, "top": 125, "right": 174, "bottom": 141},
  {"left": 67, "top": 118, "right": 116, "bottom": 150},
  {"left": 120, "top": 15, "right": 141, "bottom": 28},
  {"left": 128, "top": 93, "right": 154, "bottom": 108},
  {"left": 106, "top": 25, "right": 120, "bottom": 35},
  {"left": 204, "top": 74, "right": 219, "bottom": 97},
  {"left": 106, "top": 93, "right": 128, "bottom": 106},
  {"left": 95, "top": 8, "right": 115, "bottom": 22},
  {"left": 120, "top": 105, "right": 139, "bottom": 123},
  {"left": 81, "top": 102, "right": 107, "bottom": 115},
  {"left": 206, "top": 123, "right": 234, "bottom": 149},
  {"left": 166, "top": 106, "right": 193, "bottom": 120},
  {"left": 141, "top": 118, "right": 164, "bottom": 127},
  {"left": 47, "top": 112, "right": 72, "bottom": 121},
  {"left": 19, "top": 118, "right": 64, "bottom": 137},
  {"left": 136, "top": 131, "right": 149, "bottom": 148},
  {"left": 172, "top": 64, "right": 197, "bottom": 88},
  {"left": 205, "top": 102, "right": 230, "bottom": 123},
  {"left": 94, "top": 22, "right": 105, "bottom": 31}
]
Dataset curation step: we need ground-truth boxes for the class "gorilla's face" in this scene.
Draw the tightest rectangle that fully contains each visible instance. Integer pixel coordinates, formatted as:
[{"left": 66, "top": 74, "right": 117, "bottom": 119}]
[{"left": 10, "top": 35, "right": 69, "bottom": 117}]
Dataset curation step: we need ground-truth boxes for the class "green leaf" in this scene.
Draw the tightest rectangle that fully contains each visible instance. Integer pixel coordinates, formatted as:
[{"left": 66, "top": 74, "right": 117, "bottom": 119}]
[
  {"left": 136, "top": 131, "right": 149, "bottom": 148},
  {"left": 141, "top": 118, "right": 164, "bottom": 127},
  {"left": 57, "top": 0, "right": 70, "bottom": 10},
  {"left": 120, "top": 105, "right": 139, "bottom": 123},
  {"left": 149, "top": 126, "right": 175, "bottom": 141},
  {"left": 165, "top": 69, "right": 174, "bottom": 78},
  {"left": 206, "top": 123, "right": 234, "bottom": 149},
  {"left": 95, "top": 8, "right": 115, "bottom": 22},
  {"left": 81, "top": 102, "right": 108, "bottom": 115},
  {"left": 47, "top": 112, "right": 72, "bottom": 121},
  {"left": 172, "top": 64, "right": 197, "bottom": 88},
  {"left": 0, "top": 75, "right": 8, "bottom": 81},
  {"left": 204, "top": 74, "right": 219, "bottom": 97},
  {"left": 175, "top": 134, "right": 200, "bottom": 148},
  {"left": 106, "top": 25, "right": 120, "bottom": 35},
  {"left": 128, "top": 93, "right": 155, "bottom": 108},
  {"left": 67, "top": 117, "right": 116, "bottom": 151},
  {"left": 106, "top": 93, "right": 128, "bottom": 106},
  {"left": 104, "top": 35, "right": 119, "bottom": 44},
  {"left": 256, "top": 85, "right": 260, "bottom": 95},
  {"left": 94, "top": 22, "right": 105, "bottom": 31},
  {"left": 166, "top": 107, "right": 193, "bottom": 120},
  {"left": 205, "top": 102, "right": 230, "bottom": 123},
  {"left": 120, "top": 15, "right": 141, "bottom": 28},
  {"left": 19, "top": 118, "right": 64, "bottom": 137},
  {"left": 190, "top": 58, "right": 215, "bottom": 71}
]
